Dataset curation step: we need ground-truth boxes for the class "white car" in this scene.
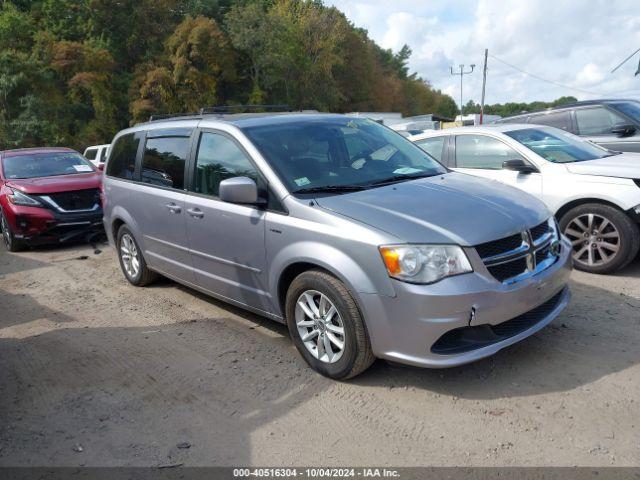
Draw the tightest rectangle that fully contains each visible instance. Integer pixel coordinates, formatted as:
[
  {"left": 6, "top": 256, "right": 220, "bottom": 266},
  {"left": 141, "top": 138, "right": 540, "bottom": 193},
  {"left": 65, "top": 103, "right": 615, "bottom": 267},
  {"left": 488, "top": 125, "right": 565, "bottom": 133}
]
[
  {"left": 83, "top": 144, "right": 110, "bottom": 169},
  {"left": 409, "top": 124, "right": 640, "bottom": 274}
]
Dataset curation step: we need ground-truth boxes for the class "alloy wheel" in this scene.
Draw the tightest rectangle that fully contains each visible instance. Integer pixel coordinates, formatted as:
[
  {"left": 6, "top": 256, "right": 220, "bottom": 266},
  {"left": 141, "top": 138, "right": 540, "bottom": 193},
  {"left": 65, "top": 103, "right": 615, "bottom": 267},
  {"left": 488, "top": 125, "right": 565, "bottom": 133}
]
[
  {"left": 120, "top": 233, "right": 140, "bottom": 279},
  {"left": 564, "top": 213, "right": 620, "bottom": 268},
  {"left": 1, "top": 214, "right": 11, "bottom": 249},
  {"left": 295, "top": 290, "right": 346, "bottom": 364}
]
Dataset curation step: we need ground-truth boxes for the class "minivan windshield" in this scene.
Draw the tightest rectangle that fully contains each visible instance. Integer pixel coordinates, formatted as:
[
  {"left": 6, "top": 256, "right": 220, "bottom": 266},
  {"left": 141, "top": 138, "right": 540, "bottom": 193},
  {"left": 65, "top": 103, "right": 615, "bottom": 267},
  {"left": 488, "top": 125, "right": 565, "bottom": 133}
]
[
  {"left": 242, "top": 117, "right": 446, "bottom": 193},
  {"left": 504, "top": 127, "right": 615, "bottom": 163},
  {"left": 2, "top": 152, "right": 95, "bottom": 179}
]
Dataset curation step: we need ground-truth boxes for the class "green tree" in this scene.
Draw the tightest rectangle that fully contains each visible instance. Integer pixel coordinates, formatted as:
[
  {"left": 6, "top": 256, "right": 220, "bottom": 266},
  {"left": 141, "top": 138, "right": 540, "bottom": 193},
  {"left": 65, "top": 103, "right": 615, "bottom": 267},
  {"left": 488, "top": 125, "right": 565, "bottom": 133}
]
[
  {"left": 462, "top": 96, "right": 578, "bottom": 117},
  {"left": 225, "top": 1, "right": 275, "bottom": 103},
  {"left": 130, "top": 15, "right": 235, "bottom": 121},
  {"left": 0, "top": 0, "right": 460, "bottom": 149},
  {"left": 166, "top": 15, "right": 235, "bottom": 111}
]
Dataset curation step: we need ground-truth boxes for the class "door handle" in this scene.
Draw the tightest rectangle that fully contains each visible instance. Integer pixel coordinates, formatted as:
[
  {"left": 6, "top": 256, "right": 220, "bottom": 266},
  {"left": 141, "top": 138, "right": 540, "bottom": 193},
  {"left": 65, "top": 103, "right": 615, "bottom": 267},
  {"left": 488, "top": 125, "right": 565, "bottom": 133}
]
[
  {"left": 187, "top": 207, "right": 204, "bottom": 219},
  {"left": 165, "top": 202, "right": 181, "bottom": 214}
]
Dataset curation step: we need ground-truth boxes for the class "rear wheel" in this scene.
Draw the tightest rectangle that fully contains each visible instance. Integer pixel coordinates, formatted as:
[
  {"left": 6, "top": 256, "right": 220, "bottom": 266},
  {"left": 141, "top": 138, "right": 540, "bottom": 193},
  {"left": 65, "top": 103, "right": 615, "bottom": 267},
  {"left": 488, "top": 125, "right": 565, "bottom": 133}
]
[
  {"left": 560, "top": 203, "right": 639, "bottom": 274},
  {"left": 116, "top": 225, "right": 157, "bottom": 286},
  {"left": 1, "top": 210, "right": 24, "bottom": 252},
  {"left": 285, "top": 269, "right": 375, "bottom": 379}
]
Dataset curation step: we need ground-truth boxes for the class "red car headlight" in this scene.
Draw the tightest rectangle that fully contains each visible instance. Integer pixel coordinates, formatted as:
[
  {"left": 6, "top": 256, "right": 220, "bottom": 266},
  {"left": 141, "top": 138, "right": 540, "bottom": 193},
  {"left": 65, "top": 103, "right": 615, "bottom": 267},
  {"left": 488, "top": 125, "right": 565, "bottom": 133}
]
[{"left": 6, "top": 188, "right": 43, "bottom": 207}]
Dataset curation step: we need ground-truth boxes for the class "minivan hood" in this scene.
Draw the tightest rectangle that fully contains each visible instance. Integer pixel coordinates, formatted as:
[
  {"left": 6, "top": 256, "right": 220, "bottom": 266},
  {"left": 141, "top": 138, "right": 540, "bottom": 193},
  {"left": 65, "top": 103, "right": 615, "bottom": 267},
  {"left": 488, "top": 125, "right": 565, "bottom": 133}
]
[
  {"left": 315, "top": 172, "right": 549, "bottom": 246},
  {"left": 564, "top": 153, "right": 640, "bottom": 178},
  {"left": 5, "top": 172, "right": 102, "bottom": 194}
]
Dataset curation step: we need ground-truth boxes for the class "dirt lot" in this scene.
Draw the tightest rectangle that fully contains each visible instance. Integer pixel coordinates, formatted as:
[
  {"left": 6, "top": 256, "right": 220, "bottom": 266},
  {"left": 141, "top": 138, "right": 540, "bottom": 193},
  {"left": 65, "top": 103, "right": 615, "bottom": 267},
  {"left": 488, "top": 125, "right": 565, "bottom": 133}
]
[{"left": 0, "top": 242, "right": 639, "bottom": 467}]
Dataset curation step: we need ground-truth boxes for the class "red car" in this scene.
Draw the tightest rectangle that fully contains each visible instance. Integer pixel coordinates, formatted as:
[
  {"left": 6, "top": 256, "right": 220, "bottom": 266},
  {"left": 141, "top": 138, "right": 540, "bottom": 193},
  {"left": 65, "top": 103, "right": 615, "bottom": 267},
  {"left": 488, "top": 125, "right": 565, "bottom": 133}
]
[{"left": 0, "top": 147, "right": 104, "bottom": 251}]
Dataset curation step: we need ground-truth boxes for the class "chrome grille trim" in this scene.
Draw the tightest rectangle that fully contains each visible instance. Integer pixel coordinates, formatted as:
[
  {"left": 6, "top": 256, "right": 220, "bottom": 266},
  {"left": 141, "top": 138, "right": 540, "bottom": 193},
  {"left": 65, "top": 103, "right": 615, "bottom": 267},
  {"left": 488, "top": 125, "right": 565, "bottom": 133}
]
[{"left": 476, "top": 218, "right": 560, "bottom": 284}]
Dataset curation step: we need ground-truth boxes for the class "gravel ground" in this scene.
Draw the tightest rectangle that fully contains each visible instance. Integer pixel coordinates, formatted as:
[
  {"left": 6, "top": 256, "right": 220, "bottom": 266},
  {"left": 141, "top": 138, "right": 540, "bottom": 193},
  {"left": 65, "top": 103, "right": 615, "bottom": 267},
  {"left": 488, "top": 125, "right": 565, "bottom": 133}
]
[{"left": 0, "top": 242, "right": 639, "bottom": 467}]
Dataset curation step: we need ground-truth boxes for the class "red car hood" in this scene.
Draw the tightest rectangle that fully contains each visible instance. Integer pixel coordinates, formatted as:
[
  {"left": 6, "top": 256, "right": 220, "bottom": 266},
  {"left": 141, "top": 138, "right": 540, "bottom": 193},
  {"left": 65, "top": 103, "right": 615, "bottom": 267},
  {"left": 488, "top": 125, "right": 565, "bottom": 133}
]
[{"left": 5, "top": 172, "right": 102, "bottom": 194}]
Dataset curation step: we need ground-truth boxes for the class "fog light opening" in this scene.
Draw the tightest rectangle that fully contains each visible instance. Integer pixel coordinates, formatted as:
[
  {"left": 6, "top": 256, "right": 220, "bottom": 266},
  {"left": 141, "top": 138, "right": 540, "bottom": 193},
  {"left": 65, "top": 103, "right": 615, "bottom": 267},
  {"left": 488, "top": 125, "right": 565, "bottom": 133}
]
[{"left": 16, "top": 216, "right": 29, "bottom": 230}]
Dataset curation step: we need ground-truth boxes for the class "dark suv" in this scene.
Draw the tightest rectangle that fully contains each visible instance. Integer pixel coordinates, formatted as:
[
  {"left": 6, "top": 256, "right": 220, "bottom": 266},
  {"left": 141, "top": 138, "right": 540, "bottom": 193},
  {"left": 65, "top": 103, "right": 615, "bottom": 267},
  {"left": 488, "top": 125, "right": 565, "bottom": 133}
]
[{"left": 496, "top": 99, "right": 640, "bottom": 153}]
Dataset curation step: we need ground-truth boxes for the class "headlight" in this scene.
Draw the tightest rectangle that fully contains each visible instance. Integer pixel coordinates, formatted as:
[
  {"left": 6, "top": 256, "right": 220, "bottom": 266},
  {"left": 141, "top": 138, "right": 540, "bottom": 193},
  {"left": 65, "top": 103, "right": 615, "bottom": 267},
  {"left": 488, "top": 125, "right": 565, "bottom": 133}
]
[
  {"left": 379, "top": 244, "right": 473, "bottom": 284},
  {"left": 7, "top": 188, "right": 42, "bottom": 207}
]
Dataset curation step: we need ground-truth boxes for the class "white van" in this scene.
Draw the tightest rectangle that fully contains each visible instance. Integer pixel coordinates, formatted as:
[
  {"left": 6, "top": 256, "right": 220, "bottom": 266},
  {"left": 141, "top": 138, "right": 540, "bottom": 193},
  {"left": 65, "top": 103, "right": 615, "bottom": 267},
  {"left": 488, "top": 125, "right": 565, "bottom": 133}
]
[{"left": 83, "top": 144, "right": 110, "bottom": 169}]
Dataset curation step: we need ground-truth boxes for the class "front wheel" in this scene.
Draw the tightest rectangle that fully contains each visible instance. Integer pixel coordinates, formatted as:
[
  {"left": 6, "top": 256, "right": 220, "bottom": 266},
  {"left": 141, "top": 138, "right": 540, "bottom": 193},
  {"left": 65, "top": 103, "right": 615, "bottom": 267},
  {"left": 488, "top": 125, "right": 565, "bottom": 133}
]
[
  {"left": 560, "top": 203, "right": 639, "bottom": 274},
  {"left": 285, "top": 269, "right": 375, "bottom": 379},
  {"left": 1, "top": 210, "right": 24, "bottom": 252}
]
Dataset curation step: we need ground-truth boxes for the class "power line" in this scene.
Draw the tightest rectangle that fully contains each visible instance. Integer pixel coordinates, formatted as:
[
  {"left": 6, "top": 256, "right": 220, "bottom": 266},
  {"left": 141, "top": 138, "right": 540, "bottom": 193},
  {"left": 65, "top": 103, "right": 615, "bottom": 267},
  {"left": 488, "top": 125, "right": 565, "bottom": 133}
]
[
  {"left": 488, "top": 54, "right": 603, "bottom": 96},
  {"left": 610, "top": 47, "right": 640, "bottom": 74}
]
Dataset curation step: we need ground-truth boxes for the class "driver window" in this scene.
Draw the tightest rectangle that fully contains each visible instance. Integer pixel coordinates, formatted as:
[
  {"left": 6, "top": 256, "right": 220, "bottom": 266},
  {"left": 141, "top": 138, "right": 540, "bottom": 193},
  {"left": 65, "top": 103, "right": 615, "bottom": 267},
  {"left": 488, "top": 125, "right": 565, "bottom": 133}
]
[
  {"left": 194, "top": 132, "right": 259, "bottom": 197},
  {"left": 456, "top": 135, "right": 524, "bottom": 170},
  {"left": 575, "top": 107, "right": 627, "bottom": 135}
]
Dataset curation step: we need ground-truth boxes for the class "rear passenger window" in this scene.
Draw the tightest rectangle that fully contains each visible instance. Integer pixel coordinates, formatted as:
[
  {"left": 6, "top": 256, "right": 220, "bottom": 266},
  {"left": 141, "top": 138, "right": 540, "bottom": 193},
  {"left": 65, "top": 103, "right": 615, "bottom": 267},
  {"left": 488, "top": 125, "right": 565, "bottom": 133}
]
[
  {"left": 528, "top": 111, "right": 572, "bottom": 131},
  {"left": 194, "top": 132, "right": 258, "bottom": 196},
  {"left": 84, "top": 149, "right": 97, "bottom": 160},
  {"left": 141, "top": 136, "right": 189, "bottom": 189},
  {"left": 106, "top": 133, "right": 140, "bottom": 180},
  {"left": 415, "top": 137, "right": 446, "bottom": 161}
]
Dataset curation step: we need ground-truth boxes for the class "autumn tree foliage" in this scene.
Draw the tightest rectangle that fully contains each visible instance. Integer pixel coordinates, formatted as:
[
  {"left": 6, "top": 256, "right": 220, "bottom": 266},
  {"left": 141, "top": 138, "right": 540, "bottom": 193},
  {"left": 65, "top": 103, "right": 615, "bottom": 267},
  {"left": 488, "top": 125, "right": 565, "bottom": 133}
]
[{"left": 1, "top": 0, "right": 459, "bottom": 150}]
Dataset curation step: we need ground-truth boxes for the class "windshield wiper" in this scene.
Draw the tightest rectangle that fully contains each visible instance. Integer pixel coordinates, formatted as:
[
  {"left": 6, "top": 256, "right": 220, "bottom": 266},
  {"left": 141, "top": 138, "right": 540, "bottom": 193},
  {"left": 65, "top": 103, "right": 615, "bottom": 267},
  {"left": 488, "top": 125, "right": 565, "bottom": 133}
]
[
  {"left": 292, "top": 184, "right": 366, "bottom": 194},
  {"left": 365, "top": 172, "right": 436, "bottom": 187}
]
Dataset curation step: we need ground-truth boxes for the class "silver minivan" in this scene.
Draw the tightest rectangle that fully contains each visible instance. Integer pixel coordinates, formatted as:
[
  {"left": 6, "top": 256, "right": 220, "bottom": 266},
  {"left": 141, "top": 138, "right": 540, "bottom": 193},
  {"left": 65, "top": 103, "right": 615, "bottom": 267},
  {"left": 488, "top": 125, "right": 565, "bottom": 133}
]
[{"left": 103, "top": 113, "right": 572, "bottom": 379}]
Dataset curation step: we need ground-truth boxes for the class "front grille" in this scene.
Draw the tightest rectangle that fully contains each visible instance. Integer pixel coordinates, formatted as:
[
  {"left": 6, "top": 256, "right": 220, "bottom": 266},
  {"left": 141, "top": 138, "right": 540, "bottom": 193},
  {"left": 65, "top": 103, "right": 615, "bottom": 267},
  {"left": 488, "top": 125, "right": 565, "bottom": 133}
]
[
  {"left": 475, "top": 233, "right": 522, "bottom": 259},
  {"left": 431, "top": 288, "right": 566, "bottom": 355},
  {"left": 535, "top": 244, "right": 551, "bottom": 265},
  {"left": 487, "top": 257, "right": 528, "bottom": 282},
  {"left": 475, "top": 218, "right": 558, "bottom": 284},
  {"left": 45, "top": 189, "right": 100, "bottom": 211},
  {"left": 530, "top": 221, "right": 549, "bottom": 242}
]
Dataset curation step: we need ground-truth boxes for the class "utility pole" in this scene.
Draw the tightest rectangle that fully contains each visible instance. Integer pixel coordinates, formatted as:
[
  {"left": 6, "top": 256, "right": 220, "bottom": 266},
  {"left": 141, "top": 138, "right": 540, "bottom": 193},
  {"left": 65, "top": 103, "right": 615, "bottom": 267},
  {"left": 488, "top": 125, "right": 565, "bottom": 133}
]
[
  {"left": 480, "top": 49, "right": 488, "bottom": 124},
  {"left": 450, "top": 64, "right": 475, "bottom": 123}
]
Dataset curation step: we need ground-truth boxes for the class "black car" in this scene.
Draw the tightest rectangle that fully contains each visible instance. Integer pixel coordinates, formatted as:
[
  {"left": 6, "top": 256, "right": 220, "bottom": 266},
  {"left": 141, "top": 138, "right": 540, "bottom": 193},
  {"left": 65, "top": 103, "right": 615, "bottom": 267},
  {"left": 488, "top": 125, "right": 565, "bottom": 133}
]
[{"left": 495, "top": 99, "right": 640, "bottom": 153}]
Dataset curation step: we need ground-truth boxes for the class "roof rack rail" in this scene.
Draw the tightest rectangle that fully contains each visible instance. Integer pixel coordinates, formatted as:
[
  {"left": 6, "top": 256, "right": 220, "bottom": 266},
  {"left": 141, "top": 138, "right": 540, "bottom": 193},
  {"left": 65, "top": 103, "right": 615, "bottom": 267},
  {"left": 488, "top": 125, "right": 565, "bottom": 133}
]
[
  {"left": 199, "top": 104, "right": 291, "bottom": 115},
  {"left": 148, "top": 112, "right": 199, "bottom": 122}
]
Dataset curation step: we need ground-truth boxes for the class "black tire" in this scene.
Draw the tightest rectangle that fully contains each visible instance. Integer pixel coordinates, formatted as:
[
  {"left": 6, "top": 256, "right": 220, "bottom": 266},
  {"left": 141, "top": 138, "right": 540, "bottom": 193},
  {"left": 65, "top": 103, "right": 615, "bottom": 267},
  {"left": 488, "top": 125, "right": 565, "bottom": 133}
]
[
  {"left": 1, "top": 210, "right": 24, "bottom": 252},
  {"left": 285, "top": 269, "right": 375, "bottom": 379},
  {"left": 116, "top": 225, "right": 158, "bottom": 286},
  {"left": 559, "top": 203, "right": 640, "bottom": 274}
]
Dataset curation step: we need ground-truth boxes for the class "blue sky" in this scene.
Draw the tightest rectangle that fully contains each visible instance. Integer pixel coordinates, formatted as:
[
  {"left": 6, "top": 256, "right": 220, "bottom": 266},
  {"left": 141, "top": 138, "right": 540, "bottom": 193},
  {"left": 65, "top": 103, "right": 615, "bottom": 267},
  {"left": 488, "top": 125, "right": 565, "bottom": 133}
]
[{"left": 325, "top": 0, "right": 640, "bottom": 106}]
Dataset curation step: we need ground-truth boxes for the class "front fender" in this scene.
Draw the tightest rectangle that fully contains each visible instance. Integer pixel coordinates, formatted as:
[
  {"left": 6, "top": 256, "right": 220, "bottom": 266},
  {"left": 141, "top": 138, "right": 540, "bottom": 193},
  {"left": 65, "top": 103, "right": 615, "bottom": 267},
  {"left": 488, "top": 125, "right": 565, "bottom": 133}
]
[{"left": 269, "top": 240, "right": 396, "bottom": 314}]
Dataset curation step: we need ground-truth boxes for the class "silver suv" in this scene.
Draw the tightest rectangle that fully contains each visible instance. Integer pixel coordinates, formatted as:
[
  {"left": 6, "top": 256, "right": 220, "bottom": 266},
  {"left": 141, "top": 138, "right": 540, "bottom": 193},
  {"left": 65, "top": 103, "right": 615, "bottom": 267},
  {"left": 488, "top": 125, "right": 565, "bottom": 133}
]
[{"left": 103, "top": 113, "right": 572, "bottom": 379}]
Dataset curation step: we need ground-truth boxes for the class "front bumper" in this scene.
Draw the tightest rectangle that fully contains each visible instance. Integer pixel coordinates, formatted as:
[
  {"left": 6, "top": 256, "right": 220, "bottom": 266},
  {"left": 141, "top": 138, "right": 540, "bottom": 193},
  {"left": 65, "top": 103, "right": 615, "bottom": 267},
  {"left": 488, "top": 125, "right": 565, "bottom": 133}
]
[
  {"left": 358, "top": 237, "right": 573, "bottom": 368},
  {"left": 10, "top": 204, "right": 104, "bottom": 245}
]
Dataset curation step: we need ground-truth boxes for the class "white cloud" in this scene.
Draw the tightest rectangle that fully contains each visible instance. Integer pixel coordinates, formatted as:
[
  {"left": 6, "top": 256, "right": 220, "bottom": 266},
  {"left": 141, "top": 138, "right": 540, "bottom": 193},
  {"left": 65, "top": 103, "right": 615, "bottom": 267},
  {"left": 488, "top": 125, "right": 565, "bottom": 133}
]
[
  {"left": 576, "top": 63, "right": 605, "bottom": 87},
  {"left": 326, "top": 0, "right": 640, "bottom": 106},
  {"left": 381, "top": 12, "right": 438, "bottom": 51}
]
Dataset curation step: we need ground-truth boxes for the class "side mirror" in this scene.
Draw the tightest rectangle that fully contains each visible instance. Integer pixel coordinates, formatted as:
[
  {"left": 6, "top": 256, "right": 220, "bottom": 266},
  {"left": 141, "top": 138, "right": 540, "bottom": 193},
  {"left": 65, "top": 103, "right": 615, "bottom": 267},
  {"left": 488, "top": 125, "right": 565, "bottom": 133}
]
[
  {"left": 502, "top": 159, "right": 538, "bottom": 174},
  {"left": 611, "top": 123, "right": 636, "bottom": 137},
  {"left": 97, "top": 163, "right": 105, "bottom": 171},
  {"left": 219, "top": 176, "right": 260, "bottom": 204}
]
